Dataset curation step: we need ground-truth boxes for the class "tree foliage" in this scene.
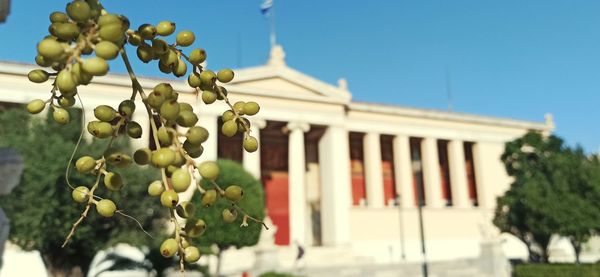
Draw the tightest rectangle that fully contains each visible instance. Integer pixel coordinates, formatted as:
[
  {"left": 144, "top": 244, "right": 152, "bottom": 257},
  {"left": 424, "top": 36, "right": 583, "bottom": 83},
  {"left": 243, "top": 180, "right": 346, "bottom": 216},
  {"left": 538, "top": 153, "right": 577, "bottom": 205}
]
[
  {"left": 494, "top": 131, "right": 600, "bottom": 263},
  {"left": 0, "top": 107, "right": 166, "bottom": 276}
]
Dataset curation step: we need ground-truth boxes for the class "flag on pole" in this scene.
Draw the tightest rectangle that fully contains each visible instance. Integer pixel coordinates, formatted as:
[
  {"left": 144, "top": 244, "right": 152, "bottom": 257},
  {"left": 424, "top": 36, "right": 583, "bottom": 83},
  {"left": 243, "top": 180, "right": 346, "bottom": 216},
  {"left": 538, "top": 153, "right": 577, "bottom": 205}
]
[{"left": 261, "top": 0, "right": 273, "bottom": 17}]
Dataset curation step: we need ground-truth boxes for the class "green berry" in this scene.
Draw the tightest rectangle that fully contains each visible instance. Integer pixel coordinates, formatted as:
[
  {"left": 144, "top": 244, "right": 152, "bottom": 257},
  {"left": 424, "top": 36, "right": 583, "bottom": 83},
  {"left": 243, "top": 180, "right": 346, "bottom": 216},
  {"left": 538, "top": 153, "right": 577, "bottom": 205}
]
[
  {"left": 147, "top": 91, "right": 166, "bottom": 110},
  {"left": 75, "top": 156, "right": 96, "bottom": 173},
  {"left": 159, "top": 50, "right": 179, "bottom": 70},
  {"left": 184, "top": 246, "right": 200, "bottom": 263},
  {"left": 35, "top": 55, "right": 52, "bottom": 67},
  {"left": 56, "top": 69, "right": 77, "bottom": 94},
  {"left": 156, "top": 21, "right": 176, "bottom": 36},
  {"left": 134, "top": 148, "right": 152, "bottom": 165},
  {"left": 136, "top": 44, "right": 154, "bottom": 63},
  {"left": 171, "top": 168, "right": 191, "bottom": 192},
  {"left": 89, "top": 121, "right": 113, "bottom": 138},
  {"left": 183, "top": 141, "right": 203, "bottom": 158},
  {"left": 221, "top": 120, "right": 238, "bottom": 137},
  {"left": 95, "top": 41, "right": 120, "bottom": 60},
  {"left": 104, "top": 172, "right": 123, "bottom": 191},
  {"left": 96, "top": 199, "right": 117, "bottom": 217},
  {"left": 176, "top": 110, "right": 198, "bottom": 127},
  {"left": 224, "top": 185, "right": 244, "bottom": 202},
  {"left": 94, "top": 105, "right": 116, "bottom": 122},
  {"left": 188, "top": 49, "right": 206, "bottom": 65},
  {"left": 118, "top": 100, "right": 136, "bottom": 116},
  {"left": 98, "top": 13, "right": 121, "bottom": 27},
  {"left": 179, "top": 103, "right": 193, "bottom": 112},
  {"left": 152, "top": 148, "right": 176, "bottom": 168},
  {"left": 99, "top": 23, "right": 125, "bottom": 43},
  {"left": 128, "top": 32, "right": 143, "bottom": 46},
  {"left": 184, "top": 219, "right": 206, "bottom": 238},
  {"left": 66, "top": 1, "right": 91, "bottom": 23},
  {"left": 198, "top": 161, "right": 219, "bottom": 180},
  {"left": 217, "top": 69, "right": 234, "bottom": 83},
  {"left": 126, "top": 121, "right": 143, "bottom": 138},
  {"left": 216, "top": 86, "right": 228, "bottom": 100},
  {"left": 201, "top": 90, "right": 217, "bottom": 104},
  {"left": 173, "top": 58, "right": 188, "bottom": 77},
  {"left": 186, "top": 126, "right": 208, "bottom": 145},
  {"left": 200, "top": 70, "right": 216, "bottom": 85},
  {"left": 188, "top": 73, "right": 201, "bottom": 87},
  {"left": 233, "top": 101, "right": 245, "bottom": 115},
  {"left": 176, "top": 30, "right": 195, "bottom": 46},
  {"left": 51, "top": 22, "right": 80, "bottom": 41},
  {"left": 160, "top": 100, "right": 180, "bottom": 121},
  {"left": 222, "top": 208, "right": 238, "bottom": 223},
  {"left": 175, "top": 201, "right": 195, "bottom": 218},
  {"left": 26, "top": 99, "right": 46, "bottom": 114},
  {"left": 58, "top": 96, "right": 76, "bottom": 108},
  {"left": 37, "top": 38, "right": 64, "bottom": 60},
  {"left": 53, "top": 108, "right": 70, "bottom": 125},
  {"left": 147, "top": 180, "right": 164, "bottom": 197},
  {"left": 151, "top": 39, "right": 169, "bottom": 55},
  {"left": 160, "top": 238, "right": 178, "bottom": 258},
  {"left": 244, "top": 102, "right": 260, "bottom": 116},
  {"left": 200, "top": 189, "right": 217, "bottom": 207},
  {"left": 138, "top": 24, "right": 157, "bottom": 40},
  {"left": 82, "top": 57, "right": 109, "bottom": 76},
  {"left": 104, "top": 148, "right": 132, "bottom": 168},
  {"left": 222, "top": 110, "right": 235, "bottom": 122},
  {"left": 50, "top": 11, "right": 69, "bottom": 23},
  {"left": 160, "top": 190, "right": 179, "bottom": 208},
  {"left": 157, "top": 126, "right": 173, "bottom": 146},
  {"left": 72, "top": 186, "right": 90, "bottom": 203},
  {"left": 243, "top": 136, "right": 259, "bottom": 152}
]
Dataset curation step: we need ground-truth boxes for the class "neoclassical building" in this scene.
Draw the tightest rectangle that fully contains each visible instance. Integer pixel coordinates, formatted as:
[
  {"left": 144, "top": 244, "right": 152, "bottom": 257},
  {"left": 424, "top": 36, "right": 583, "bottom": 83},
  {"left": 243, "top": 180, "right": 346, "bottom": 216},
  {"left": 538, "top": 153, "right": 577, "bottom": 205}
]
[{"left": 0, "top": 46, "right": 554, "bottom": 274}]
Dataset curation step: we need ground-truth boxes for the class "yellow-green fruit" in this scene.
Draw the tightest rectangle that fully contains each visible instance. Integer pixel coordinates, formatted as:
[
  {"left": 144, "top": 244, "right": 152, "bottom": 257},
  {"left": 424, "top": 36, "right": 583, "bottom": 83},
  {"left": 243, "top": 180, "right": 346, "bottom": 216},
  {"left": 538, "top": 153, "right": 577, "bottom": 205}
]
[
  {"left": 126, "top": 121, "right": 142, "bottom": 138},
  {"left": 201, "top": 90, "right": 217, "bottom": 104},
  {"left": 176, "top": 30, "right": 195, "bottom": 46},
  {"left": 233, "top": 101, "right": 245, "bottom": 115},
  {"left": 159, "top": 50, "right": 178, "bottom": 70},
  {"left": 221, "top": 120, "right": 238, "bottom": 137},
  {"left": 244, "top": 102, "right": 260, "bottom": 116},
  {"left": 152, "top": 148, "right": 176, "bottom": 168},
  {"left": 216, "top": 86, "right": 228, "bottom": 100},
  {"left": 99, "top": 23, "right": 125, "bottom": 43},
  {"left": 26, "top": 99, "right": 46, "bottom": 114},
  {"left": 56, "top": 69, "right": 77, "bottom": 94},
  {"left": 184, "top": 219, "right": 206, "bottom": 238},
  {"left": 184, "top": 246, "right": 200, "bottom": 263},
  {"left": 138, "top": 24, "right": 157, "bottom": 40},
  {"left": 186, "top": 126, "right": 208, "bottom": 145},
  {"left": 71, "top": 62, "right": 93, "bottom": 85},
  {"left": 154, "top": 83, "right": 174, "bottom": 98},
  {"left": 179, "top": 103, "right": 193, "bottom": 112},
  {"left": 157, "top": 126, "right": 173, "bottom": 146},
  {"left": 183, "top": 142, "right": 203, "bottom": 158},
  {"left": 147, "top": 91, "right": 167, "bottom": 110},
  {"left": 72, "top": 186, "right": 90, "bottom": 203},
  {"left": 173, "top": 58, "right": 187, "bottom": 77},
  {"left": 104, "top": 148, "right": 132, "bottom": 167},
  {"left": 187, "top": 73, "right": 201, "bottom": 88},
  {"left": 200, "top": 189, "right": 217, "bottom": 207},
  {"left": 35, "top": 55, "right": 51, "bottom": 67},
  {"left": 217, "top": 69, "right": 234, "bottom": 83},
  {"left": 52, "top": 22, "right": 80, "bottom": 41},
  {"left": 175, "top": 201, "right": 195, "bottom": 218},
  {"left": 128, "top": 32, "right": 143, "bottom": 46},
  {"left": 134, "top": 148, "right": 152, "bottom": 165},
  {"left": 37, "top": 38, "right": 64, "bottom": 60},
  {"left": 136, "top": 44, "right": 154, "bottom": 63},
  {"left": 171, "top": 168, "right": 191, "bottom": 192},
  {"left": 53, "top": 108, "right": 70, "bottom": 125},
  {"left": 147, "top": 180, "right": 164, "bottom": 197},
  {"left": 96, "top": 199, "right": 117, "bottom": 217},
  {"left": 82, "top": 57, "right": 109, "bottom": 76},
  {"left": 224, "top": 185, "right": 244, "bottom": 202},
  {"left": 198, "top": 161, "right": 219, "bottom": 180},
  {"left": 176, "top": 110, "right": 198, "bottom": 127},
  {"left": 94, "top": 105, "right": 116, "bottom": 122},
  {"left": 58, "top": 96, "right": 76, "bottom": 108},
  {"left": 200, "top": 70, "right": 216, "bottom": 84},
  {"left": 75, "top": 156, "right": 96, "bottom": 173},
  {"left": 28, "top": 69, "right": 49, "bottom": 83},
  {"left": 221, "top": 110, "right": 235, "bottom": 122},
  {"left": 188, "top": 48, "right": 207, "bottom": 65},
  {"left": 66, "top": 1, "right": 91, "bottom": 23},
  {"left": 151, "top": 39, "right": 169, "bottom": 55},
  {"left": 89, "top": 121, "right": 113, "bottom": 138},
  {"left": 181, "top": 237, "right": 191, "bottom": 248},
  {"left": 243, "top": 136, "right": 259, "bottom": 153},
  {"left": 160, "top": 190, "right": 179, "bottom": 208},
  {"left": 222, "top": 208, "right": 238, "bottom": 223},
  {"left": 98, "top": 14, "right": 121, "bottom": 27},
  {"left": 118, "top": 100, "right": 136, "bottom": 116},
  {"left": 50, "top": 11, "right": 69, "bottom": 23},
  {"left": 104, "top": 172, "right": 123, "bottom": 191},
  {"left": 160, "top": 100, "right": 180, "bottom": 121},
  {"left": 172, "top": 151, "right": 185, "bottom": 167},
  {"left": 95, "top": 41, "right": 120, "bottom": 60},
  {"left": 160, "top": 238, "right": 178, "bottom": 258},
  {"left": 156, "top": 21, "right": 176, "bottom": 36}
]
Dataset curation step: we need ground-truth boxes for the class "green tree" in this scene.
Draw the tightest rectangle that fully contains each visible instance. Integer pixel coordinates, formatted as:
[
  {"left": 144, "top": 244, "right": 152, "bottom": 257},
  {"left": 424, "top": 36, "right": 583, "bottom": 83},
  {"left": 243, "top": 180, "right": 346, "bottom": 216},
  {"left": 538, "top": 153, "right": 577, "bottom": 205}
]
[
  {"left": 193, "top": 159, "right": 265, "bottom": 275},
  {"left": 0, "top": 107, "right": 166, "bottom": 277}
]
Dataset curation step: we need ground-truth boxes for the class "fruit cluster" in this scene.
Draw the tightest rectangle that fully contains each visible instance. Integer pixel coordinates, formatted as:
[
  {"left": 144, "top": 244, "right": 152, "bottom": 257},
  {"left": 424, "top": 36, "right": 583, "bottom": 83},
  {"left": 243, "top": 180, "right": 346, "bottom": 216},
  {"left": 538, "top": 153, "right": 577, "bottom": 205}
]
[{"left": 25, "top": 0, "right": 263, "bottom": 271}]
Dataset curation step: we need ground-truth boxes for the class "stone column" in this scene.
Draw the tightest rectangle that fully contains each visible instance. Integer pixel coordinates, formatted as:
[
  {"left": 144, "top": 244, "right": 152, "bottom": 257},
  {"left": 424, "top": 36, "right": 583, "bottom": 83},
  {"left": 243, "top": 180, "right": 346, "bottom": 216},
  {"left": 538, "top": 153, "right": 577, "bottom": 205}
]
[
  {"left": 319, "top": 125, "right": 351, "bottom": 245},
  {"left": 421, "top": 137, "right": 443, "bottom": 208},
  {"left": 286, "top": 122, "right": 310, "bottom": 246},
  {"left": 448, "top": 140, "right": 469, "bottom": 208},
  {"left": 131, "top": 107, "right": 150, "bottom": 150},
  {"left": 393, "top": 134, "right": 415, "bottom": 208},
  {"left": 363, "top": 132, "right": 385, "bottom": 207},
  {"left": 243, "top": 119, "right": 266, "bottom": 179}
]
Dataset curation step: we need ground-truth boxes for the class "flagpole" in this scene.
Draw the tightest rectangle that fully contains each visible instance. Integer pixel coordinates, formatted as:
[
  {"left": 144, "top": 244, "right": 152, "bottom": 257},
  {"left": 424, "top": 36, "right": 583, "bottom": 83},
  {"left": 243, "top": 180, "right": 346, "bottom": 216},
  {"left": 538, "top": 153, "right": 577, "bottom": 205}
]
[{"left": 269, "top": 1, "right": 276, "bottom": 48}]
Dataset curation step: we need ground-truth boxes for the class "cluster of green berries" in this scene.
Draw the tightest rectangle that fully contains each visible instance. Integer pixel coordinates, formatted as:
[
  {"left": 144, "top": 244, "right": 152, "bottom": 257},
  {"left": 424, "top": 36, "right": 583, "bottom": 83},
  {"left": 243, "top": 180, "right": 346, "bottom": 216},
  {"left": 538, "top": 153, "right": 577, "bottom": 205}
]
[{"left": 26, "top": 0, "right": 263, "bottom": 268}]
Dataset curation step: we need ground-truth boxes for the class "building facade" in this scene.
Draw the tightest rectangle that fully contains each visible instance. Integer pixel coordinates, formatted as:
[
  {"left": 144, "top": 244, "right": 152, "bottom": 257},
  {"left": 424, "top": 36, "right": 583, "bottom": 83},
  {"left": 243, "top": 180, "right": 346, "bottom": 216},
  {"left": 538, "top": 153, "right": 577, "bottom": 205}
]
[{"left": 0, "top": 46, "right": 555, "bottom": 274}]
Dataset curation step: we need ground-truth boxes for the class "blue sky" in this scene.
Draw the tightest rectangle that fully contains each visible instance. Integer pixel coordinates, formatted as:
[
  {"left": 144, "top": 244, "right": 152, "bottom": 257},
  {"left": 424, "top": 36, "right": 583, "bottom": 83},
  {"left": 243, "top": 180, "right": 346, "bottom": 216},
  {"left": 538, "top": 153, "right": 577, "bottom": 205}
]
[{"left": 1, "top": 1, "right": 598, "bottom": 152}]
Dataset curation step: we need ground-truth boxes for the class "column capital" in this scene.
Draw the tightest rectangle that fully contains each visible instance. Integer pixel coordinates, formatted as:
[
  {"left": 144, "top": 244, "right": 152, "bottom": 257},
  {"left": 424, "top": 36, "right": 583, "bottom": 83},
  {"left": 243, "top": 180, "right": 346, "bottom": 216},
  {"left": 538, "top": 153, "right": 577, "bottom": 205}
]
[{"left": 284, "top": 121, "right": 310, "bottom": 133}]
